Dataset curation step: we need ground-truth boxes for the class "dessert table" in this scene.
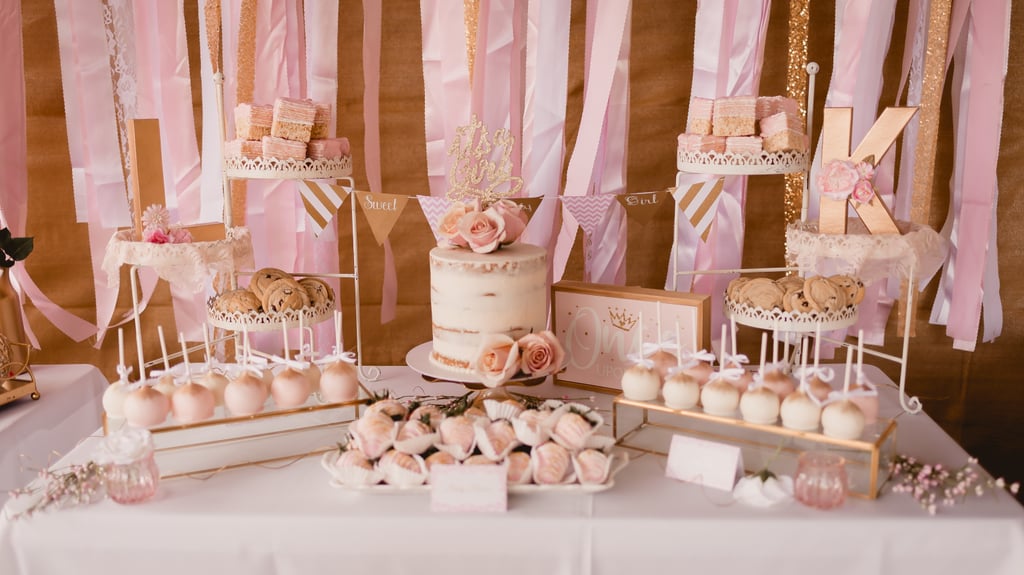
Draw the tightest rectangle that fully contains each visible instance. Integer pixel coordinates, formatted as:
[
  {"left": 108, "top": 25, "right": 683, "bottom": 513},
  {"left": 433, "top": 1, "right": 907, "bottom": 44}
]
[
  {"left": 2, "top": 365, "right": 1022, "bottom": 575},
  {"left": 0, "top": 364, "right": 107, "bottom": 491}
]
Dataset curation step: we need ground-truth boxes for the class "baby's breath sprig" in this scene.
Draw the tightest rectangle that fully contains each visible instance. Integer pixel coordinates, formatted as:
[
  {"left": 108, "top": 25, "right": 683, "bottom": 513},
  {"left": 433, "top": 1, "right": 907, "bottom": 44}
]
[{"left": 889, "top": 454, "right": 1019, "bottom": 515}]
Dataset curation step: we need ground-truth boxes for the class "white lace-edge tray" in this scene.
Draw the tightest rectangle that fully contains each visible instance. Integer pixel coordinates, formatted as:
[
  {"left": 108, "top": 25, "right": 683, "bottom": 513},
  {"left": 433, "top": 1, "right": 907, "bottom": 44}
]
[
  {"left": 321, "top": 450, "right": 629, "bottom": 494},
  {"left": 724, "top": 297, "right": 859, "bottom": 332},
  {"left": 677, "top": 148, "right": 808, "bottom": 175},
  {"left": 207, "top": 296, "right": 336, "bottom": 332},
  {"left": 223, "top": 155, "right": 353, "bottom": 179}
]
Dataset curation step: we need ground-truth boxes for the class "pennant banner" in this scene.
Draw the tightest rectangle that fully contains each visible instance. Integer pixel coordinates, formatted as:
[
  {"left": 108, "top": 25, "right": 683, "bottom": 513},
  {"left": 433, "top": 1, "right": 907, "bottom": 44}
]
[
  {"left": 355, "top": 191, "right": 410, "bottom": 246},
  {"left": 417, "top": 195, "right": 453, "bottom": 241},
  {"left": 677, "top": 178, "right": 724, "bottom": 242},
  {"left": 300, "top": 180, "right": 349, "bottom": 237},
  {"left": 617, "top": 191, "right": 671, "bottom": 225},
  {"left": 561, "top": 194, "right": 617, "bottom": 237}
]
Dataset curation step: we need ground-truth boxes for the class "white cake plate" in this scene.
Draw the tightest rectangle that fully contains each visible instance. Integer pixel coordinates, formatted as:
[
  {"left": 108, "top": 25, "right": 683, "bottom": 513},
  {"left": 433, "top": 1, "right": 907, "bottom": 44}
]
[{"left": 405, "top": 341, "right": 546, "bottom": 389}]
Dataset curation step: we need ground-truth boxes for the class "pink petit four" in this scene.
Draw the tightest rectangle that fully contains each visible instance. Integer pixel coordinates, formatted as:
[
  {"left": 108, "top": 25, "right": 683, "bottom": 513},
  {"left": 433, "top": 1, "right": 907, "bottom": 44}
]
[
  {"left": 262, "top": 135, "right": 307, "bottom": 161},
  {"left": 685, "top": 96, "right": 714, "bottom": 136},
  {"left": 225, "top": 139, "right": 262, "bottom": 159},
  {"left": 713, "top": 96, "right": 757, "bottom": 136},
  {"left": 234, "top": 103, "right": 273, "bottom": 140},
  {"left": 311, "top": 103, "right": 332, "bottom": 140},
  {"left": 725, "top": 136, "right": 763, "bottom": 155},
  {"left": 678, "top": 133, "right": 727, "bottom": 154},
  {"left": 271, "top": 97, "right": 317, "bottom": 142},
  {"left": 756, "top": 96, "right": 800, "bottom": 120},
  {"left": 307, "top": 137, "right": 351, "bottom": 160},
  {"left": 763, "top": 129, "right": 808, "bottom": 153},
  {"left": 760, "top": 111, "right": 803, "bottom": 135}
]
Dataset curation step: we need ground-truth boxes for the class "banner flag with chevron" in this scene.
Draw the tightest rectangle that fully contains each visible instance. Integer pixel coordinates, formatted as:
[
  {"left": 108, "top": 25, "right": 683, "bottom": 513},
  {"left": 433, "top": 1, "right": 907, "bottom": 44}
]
[
  {"left": 676, "top": 177, "right": 724, "bottom": 242},
  {"left": 300, "top": 180, "right": 350, "bottom": 237},
  {"left": 561, "top": 194, "right": 618, "bottom": 237}
]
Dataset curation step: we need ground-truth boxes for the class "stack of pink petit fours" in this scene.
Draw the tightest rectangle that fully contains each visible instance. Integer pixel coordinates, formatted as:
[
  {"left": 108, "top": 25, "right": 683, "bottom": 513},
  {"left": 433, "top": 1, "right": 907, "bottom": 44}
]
[
  {"left": 227, "top": 98, "right": 350, "bottom": 162},
  {"left": 678, "top": 95, "right": 807, "bottom": 156}
]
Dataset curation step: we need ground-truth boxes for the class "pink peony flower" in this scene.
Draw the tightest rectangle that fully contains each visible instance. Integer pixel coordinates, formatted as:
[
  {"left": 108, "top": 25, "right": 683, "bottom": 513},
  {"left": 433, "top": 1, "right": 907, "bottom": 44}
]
[
  {"left": 518, "top": 331, "right": 566, "bottom": 377},
  {"left": 855, "top": 161, "right": 875, "bottom": 180},
  {"left": 457, "top": 209, "right": 506, "bottom": 254},
  {"left": 473, "top": 334, "right": 520, "bottom": 388},
  {"left": 816, "top": 160, "right": 860, "bottom": 201},
  {"left": 437, "top": 202, "right": 471, "bottom": 248},
  {"left": 851, "top": 180, "right": 875, "bottom": 204},
  {"left": 167, "top": 226, "right": 193, "bottom": 244},
  {"left": 143, "top": 228, "right": 170, "bottom": 244},
  {"left": 489, "top": 200, "right": 529, "bottom": 245}
]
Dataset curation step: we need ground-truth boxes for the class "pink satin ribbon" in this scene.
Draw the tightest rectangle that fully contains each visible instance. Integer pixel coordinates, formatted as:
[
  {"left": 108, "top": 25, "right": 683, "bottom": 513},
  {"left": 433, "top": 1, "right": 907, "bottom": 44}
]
[
  {"left": 519, "top": 0, "right": 570, "bottom": 257},
  {"left": 933, "top": 0, "right": 1009, "bottom": 350},
  {"left": 553, "top": 0, "right": 630, "bottom": 283},
  {"left": 677, "top": 0, "right": 770, "bottom": 337},
  {"left": 303, "top": 0, "right": 342, "bottom": 354}
]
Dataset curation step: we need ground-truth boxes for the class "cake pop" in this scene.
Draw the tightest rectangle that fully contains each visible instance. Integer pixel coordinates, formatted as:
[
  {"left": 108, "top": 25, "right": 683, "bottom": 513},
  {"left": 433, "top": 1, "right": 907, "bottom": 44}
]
[{"left": 171, "top": 333, "right": 215, "bottom": 423}]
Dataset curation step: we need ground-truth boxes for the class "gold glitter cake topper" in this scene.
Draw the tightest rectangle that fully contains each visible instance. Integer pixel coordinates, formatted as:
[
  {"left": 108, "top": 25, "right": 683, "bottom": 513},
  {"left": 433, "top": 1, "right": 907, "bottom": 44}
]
[{"left": 446, "top": 114, "right": 523, "bottom": 204}]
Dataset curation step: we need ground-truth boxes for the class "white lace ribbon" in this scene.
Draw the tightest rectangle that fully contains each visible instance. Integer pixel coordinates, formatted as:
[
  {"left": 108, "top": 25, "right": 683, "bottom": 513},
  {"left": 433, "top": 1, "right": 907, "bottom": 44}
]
[
  {"left": 626, "top": 352, "right": 655, "bottom": 369},
  {"left": 315, "top": 350, "right": 357, "bottom": 366},
  {"left": 716, "top": 367, "right": 747, "bottom": 382},
  {"left": 641, "top": 339, "right": 677, "bottom": 357},
  {"left": 794, "top": 366, "right": 834, "bottom": 383},
  {"left": 679, "top": 349, "right": 716, "bottom": 369}
]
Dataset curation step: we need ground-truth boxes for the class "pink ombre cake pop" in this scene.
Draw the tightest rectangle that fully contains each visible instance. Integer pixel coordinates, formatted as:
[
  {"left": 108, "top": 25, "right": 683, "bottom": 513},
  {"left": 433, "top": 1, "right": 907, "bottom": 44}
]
[
  {"left": 270, "top": 322, "right": 311, "bottom": 408},
  {"left": 171, "top": 333, "right": 215, "bottom": 423}
]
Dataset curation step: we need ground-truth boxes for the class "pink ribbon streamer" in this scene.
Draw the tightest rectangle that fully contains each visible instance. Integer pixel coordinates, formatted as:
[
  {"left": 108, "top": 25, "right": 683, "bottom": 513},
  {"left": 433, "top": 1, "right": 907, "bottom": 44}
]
[
  {"left": 519, "top": 0, "right": 570, "bottom": 254},
  {"left": 297, "top": 0, "right": 342, "bottom": 355},
  {"left": 676, "top": 0, "right": 770, "bottom": 336},
  {"left": 933, "top": 0, "right": 1010, "bottom": 350},
  {"left": 552, "top": 0, "right": 630, "bottom": 283}
]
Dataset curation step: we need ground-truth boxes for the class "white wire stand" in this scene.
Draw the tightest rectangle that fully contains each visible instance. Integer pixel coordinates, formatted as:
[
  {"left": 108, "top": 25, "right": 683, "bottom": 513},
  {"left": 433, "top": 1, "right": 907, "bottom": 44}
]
[{"left": 670, "top": 265, "right": 920, "bottom": 416}]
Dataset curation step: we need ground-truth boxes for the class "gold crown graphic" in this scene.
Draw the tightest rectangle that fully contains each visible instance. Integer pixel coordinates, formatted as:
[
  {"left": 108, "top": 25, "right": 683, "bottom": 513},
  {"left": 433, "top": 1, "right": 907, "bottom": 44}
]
[
  {"left": 446, "top": 114, "right": 523, "bottom": 204},
  {"left": 608, "top": 307, "right": 638, "bottom": 332}
]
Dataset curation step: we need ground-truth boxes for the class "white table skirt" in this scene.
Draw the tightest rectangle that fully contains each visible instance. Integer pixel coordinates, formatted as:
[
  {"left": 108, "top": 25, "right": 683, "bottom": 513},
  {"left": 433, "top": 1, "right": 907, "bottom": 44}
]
[
  {"left": 0, "top": 364, "right": 107, "bottom": 491},
  {"left": 2, "top": 365, "right": 1022, "bottom": 575}
]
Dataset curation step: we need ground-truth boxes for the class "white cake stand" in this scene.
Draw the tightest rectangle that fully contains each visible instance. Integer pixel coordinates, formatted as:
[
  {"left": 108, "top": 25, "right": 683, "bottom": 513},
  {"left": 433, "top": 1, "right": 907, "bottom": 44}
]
[{"left": 405, "top": 341, "right": 547, "bottom": 391}]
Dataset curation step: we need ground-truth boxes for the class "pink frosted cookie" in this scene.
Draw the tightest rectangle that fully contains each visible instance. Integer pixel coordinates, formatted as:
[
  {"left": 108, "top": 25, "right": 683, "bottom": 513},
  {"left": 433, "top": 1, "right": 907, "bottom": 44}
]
[
  {"left": 678, "top": 133, "right": 727, "bottom": 153},
  {"left": 311, "top": 103, "right": 332, "bottom": 140},
  {"left": 307, "top": 137, "right": 351, "bottom": 160},
  {"left": 235, "top": 103, "right": 273, "bottom": 140},
  {"left": 756, "top": 96, "right": 800, "bottom": 120},
  {"left": 685, "top": 96, "right": 714, "bottom": 136},
  {"left": 262, "top": 135, "right": 307, "bottom": 161},
  {"left": 712, "top": 96, "right": 757, "bottom": 136},
  {"left": 271, "top": 97, "right": 317, "bottom": 143},
  {"left": 225, "top": 138, "right": 262, "bottom": 159},
  {"left": 725, "top": 136, "right": 763, "bottom": 155}
]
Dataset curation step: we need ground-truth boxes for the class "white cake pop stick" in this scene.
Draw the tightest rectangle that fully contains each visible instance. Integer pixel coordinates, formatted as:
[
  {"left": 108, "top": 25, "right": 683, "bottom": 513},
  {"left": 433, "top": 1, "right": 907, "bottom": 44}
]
[
  {"left": 638, "top": 310, "right": 644, "bottom": 354},
  {"left": 857, "top": 329, "right": 865, "bottom": 381},
  {"left": 241, "top": 323, "right": 251, "bottom": 364},
  {"left": 691, "top": 312, "right": 699, "bottom": 354},
  {"left": 656, "top": 301, "right": 663, "bottom": 348},
  {"left": 179, "top": 332, "right": 192, "bottom": 379},
  {"left": 297, "top": 313, "right": 305, "bottom": 355},
  {"left": 730, "top": 316, "right": 738, "bottom": 358},
  {"left": 719, "top": 323, "right": 728, "bottom": 366},
  {"left": 813, "top": 322, "right": 821, "bottom": 371},
  {"left": 157, "top": 325, "right": 171, "bottom": 372},
  {"left": 281, "top": 320, "right": 290, "bottom": 362},
  {"left": 118, "top": 328, "right": 126, "bottom": 372},
  {"left": 202, "top": 324, "right": 213, "bottom": 364},
  {"left": 675, "top": 320, "right": 683, "bottom": 368},
  {"left": 772, "top": 321, "right": 779, "bottom": 365},
  {"left": 760, "top": 332, "right": 768, "bottom": 373},
  {"left": 334, "top": 310, "right": 343, "bottom": 354},
  {"left": 843, "top": 344, "right": 854, "bottom": 395},
  {"left": 799, "top": 335, "right": 809, "bottom": 391}
]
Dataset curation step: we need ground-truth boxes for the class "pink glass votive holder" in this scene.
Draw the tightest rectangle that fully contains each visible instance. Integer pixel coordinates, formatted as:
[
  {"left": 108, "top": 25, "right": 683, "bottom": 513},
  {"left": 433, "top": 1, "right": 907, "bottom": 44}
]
[
  {"left": 794, "top": 451, "right": 847, "bottom": 510},
  {"left": 95, "top": 427, "right": 160, "bottom": 504}
]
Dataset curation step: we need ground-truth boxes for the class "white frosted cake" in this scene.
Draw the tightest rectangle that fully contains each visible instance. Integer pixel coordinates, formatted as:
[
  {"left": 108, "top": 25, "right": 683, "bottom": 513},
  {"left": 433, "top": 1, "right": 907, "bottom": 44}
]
[{"left": 429, "top": 242, "right": 548, "bottom": 372}]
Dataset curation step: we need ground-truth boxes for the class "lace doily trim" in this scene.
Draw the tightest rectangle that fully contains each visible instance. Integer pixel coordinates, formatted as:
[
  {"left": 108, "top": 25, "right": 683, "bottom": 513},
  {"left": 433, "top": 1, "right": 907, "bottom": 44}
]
[
  {"left": 724, "top": 297, "right": 859, "bottom": 332},
  {"left": 677, "top": 149, "right": 808, "bottom": 175},
  {"left": 206, "top": 296, "right": 336, "bottom": 333},
  {"left": 785, "top": 219, "right": 949, "bottom": 287},
  {"left": 223, "top": 155, "right": 353, "bottom": 179},
  {"left": 102, "top": 227, "right": 255, "bottom": 293}
]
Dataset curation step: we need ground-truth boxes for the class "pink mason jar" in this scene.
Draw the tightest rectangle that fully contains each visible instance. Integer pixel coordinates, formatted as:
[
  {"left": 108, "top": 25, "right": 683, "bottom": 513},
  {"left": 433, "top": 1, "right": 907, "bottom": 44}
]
[
  {"left": 794, "top": 451, "right": 847, "bottom": 510},
  {"left": 95, "top": 427, "right": 160, "bottom": 504}
]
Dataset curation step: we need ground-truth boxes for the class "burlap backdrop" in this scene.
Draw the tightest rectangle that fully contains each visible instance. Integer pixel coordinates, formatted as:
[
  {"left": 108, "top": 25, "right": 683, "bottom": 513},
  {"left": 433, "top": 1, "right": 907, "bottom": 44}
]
[{"left": 16, "top": 2, "right": 1024, "bottom": 485}]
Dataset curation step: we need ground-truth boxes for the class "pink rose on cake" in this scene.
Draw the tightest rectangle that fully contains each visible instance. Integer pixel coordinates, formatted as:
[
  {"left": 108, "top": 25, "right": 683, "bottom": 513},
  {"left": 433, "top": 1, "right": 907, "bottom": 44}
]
[
  {"left": 458, "top": 209, "right": 506, "bottom": 253},
  {"left": 437, "top": 201, "right": 471, "bottom": 248},
  {"left": 489, "top": 199, "right": 529, "bottom": 245},
  {"left": 518, "top": 331, "right": 566, "bottom": 377},
  {"left": 817, "top": 160, "right": 860, "bottom": 201},
  {"left": 473, "top": 334, "right": 521, "bottom": 388}
]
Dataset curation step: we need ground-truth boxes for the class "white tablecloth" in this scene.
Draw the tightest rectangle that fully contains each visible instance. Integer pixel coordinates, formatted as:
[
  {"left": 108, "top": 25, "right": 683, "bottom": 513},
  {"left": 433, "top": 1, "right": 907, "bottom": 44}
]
[
  {"left": 2, "top": 365, "right": 1022, "bottom": 575},
  {"left": 0, "top": 364, "right": 107, "bottom": 491}
]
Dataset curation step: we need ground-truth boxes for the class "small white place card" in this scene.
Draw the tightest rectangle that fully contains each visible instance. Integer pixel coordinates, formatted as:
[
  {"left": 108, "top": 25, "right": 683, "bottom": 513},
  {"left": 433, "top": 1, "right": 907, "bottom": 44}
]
[
  {"left": 430, "top": 464, "right": 508, "bottom": 513},
  {"left": 665, "top": 435, "right": 743, "bottom": 492}
]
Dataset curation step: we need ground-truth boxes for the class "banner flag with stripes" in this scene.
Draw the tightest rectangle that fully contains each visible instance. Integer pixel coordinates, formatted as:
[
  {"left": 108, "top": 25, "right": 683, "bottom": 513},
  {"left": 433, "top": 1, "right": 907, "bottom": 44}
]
[
  {"left": 300, "top": 180, "right": 350, "bottom": 237},
  {"left": 676, "top": 177, "right": 724, "bottom": 242}
]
